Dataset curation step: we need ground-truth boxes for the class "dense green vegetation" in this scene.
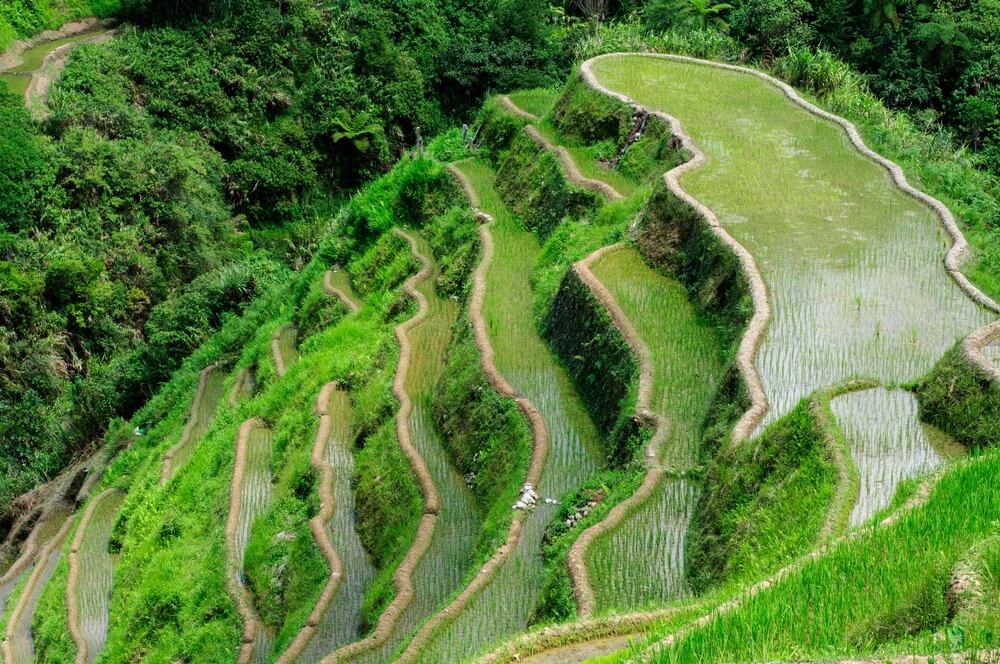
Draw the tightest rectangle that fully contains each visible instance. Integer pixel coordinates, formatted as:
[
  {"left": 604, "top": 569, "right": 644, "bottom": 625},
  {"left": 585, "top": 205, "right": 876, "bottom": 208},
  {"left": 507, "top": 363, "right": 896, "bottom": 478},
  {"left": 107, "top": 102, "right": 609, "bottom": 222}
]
[{"left": 4, "top": 1, "right": 1000, "bottom": 663}]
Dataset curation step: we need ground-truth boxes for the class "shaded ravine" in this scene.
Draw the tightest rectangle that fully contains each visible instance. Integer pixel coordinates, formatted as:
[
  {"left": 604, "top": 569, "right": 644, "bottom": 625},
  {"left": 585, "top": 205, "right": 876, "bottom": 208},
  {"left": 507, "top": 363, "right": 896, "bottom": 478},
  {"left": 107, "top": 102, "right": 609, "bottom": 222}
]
[
  {"left": 67, "top": 488, "right": 124, "bottom": 664},
  {"left": 395, "top": 160, "right": 601, "bottom": 663},
  {"left": 347, "top": 232, "right": 480, "bottom": 663},
  {"left": 160, "top": 366, "right": 226, "bottom": 485},
  {"left": 224, "top": 419, "right": 274, "bottom": 664}
]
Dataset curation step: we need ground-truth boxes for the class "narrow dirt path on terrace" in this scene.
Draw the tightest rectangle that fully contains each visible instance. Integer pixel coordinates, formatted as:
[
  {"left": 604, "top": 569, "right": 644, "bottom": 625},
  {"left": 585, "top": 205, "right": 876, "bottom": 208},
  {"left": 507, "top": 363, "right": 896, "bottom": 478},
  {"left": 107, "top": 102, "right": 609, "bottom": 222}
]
[
  {"left": 271, "top": 325, "right": 299, "bottom": 378},
  {"left": 523, "top": 125, "right": 624, "bottom": 201},
  {"left": 500, "top": 95, "right": 540, "bottom": 121}
]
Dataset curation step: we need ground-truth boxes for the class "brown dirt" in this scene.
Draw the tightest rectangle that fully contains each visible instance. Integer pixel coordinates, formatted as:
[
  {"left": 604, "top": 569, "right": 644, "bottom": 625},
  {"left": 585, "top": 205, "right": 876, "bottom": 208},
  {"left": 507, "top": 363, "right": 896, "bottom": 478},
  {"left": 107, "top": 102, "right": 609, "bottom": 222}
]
[
  {"left": 323, "top": 270, "right": 362, "bottom": 313},
  {"left": 273, "top": 384, "right": 346, "bottom": 663},
  {"left": 500, "top": 95, "right": 540, "bottom": 122},
  {"left": 319, "top": 230, "right": 445, "bottom": 661},
  {"left": 389, "top": 169, "right": 551, "bottom": 664},
  {"left": 66, "top": 488, "right": 119, "bottom": 664},
  {"left": 524, "top": 125, "right": 625, "bottom": 202},
  {"left": 224, "top": 418, "right": 267, "bottom": 664},
  {"left": 160, "top": 366, "right": 214, "bottom": 486}
]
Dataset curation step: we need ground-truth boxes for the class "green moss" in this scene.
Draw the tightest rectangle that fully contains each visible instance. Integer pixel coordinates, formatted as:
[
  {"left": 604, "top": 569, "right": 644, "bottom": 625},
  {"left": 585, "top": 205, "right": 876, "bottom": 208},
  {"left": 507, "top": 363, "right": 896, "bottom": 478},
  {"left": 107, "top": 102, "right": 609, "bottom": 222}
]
[
  {"left": 634, "top": 184, "right": 752, "bottom": 355},
  {"left": 543, "top": 267, "right": 640, "bottom": 463},
  {"left": 495, "top": 131, "right": 603, "bottom": 240},
  {"left": 916, "top": 343, "right": 1000, "bottom": 449},
  {"left": 687, "top": 396, "right": 836, "bottom": 592},
  {"left": 476, "top": 94, "right": 532, "bottom": 154},
  {"left": 432, "top": 320, "right": 532, "bottom": 560},
  {"left": 550, "top": 73, "right": 635, "bottom": 146}
]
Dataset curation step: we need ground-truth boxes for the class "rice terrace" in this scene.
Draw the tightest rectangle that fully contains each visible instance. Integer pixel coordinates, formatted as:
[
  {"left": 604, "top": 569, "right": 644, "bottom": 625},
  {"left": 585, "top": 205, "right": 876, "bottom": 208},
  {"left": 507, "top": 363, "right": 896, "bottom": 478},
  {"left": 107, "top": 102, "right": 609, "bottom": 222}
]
[{"left": 0, "top": 1, "right": 999, "bottom": 663}]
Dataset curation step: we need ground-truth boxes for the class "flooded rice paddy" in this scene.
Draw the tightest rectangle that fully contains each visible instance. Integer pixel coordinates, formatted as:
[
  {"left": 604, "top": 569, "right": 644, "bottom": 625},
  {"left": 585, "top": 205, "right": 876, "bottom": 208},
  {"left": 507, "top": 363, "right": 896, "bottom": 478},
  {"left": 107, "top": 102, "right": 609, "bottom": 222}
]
[
  {"left": 586, "top": 245, "right": 724, "bottom": 612},
  {"left": 236, "top": 425, "right": 274, "bottom": 664},
  {"left": 591, "top": 55, "right": 989, "bottom": 525},
  {"left": 830, "top": 387, "right": 962, "bottom": 527},
  {"left": 74, "top": 490, "right": 125, "bottom": 663},
  {"left": 163, "top": 367, "right": 226, "bottom": 484},
  {"left": 354, "top": 233, "right": 480, "bottom": 663},
  {"left": 298, "top": 388, "right": 373, "bottom": 662},
  {"left": 414, "top": 160, "right": 602, "bottom": 662}
]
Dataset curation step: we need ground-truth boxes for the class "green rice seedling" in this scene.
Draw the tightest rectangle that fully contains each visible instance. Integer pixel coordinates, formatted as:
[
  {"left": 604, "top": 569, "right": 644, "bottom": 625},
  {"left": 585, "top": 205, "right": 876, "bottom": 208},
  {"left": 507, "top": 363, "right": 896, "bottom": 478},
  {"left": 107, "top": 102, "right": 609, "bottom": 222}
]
[
  {"left": 162, "top": 368, "right": 227, "bottom": 484},
  {"left": 298, "top": 388, "right": 376, "bottom": 663},
  {"left": 239, "top": 424, "right": 274, "bottom": 663},
  {"left": 645, "top": 447, "right": 1000, "bottom": 663},
  {"left": 589, "top": 56, "right": 992, "bottom": 435},
  {"left": 352, "top": 232, "right": 482, "bottom": 663},
  {"left": 507, "top": 88, "right": 559, "bottom": 119},
  {"left": 533, "top": 123, "right": 643, "bottom": 199},
  {"left": 276, "top": 325, "right": 300, "bottom": 373},
  {"left": 412, "top": 160, "right": 603, "bottom": 662},
  {"left": 586, "top": 246, "right": 725, "bottom": 613},
  {"left": 72, "top": 490, "right": 125, "bottom": 664},
  {"left": 4, "top": 510, "right": 74, "bottom": 663}
]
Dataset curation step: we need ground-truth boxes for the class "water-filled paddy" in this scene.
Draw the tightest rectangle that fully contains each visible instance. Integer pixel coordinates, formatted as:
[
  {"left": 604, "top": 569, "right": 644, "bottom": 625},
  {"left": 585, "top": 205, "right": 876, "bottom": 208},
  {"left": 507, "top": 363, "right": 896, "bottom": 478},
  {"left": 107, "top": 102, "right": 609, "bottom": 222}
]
[
  {"left": 74, "top": 490, "right": 125, "bottom": 664},
  {"left": 590, "top": 56, "right": 992, "bottom": 432},
  {"left": 299, "top": 388, "right": 374, "bottom": 662},
  {"left": 353, "top": 232, "right": 480, "bottom": 663},
  {"left": 830, "top": 387, "right": 961, "bottom": 527},
  {"left": 163, "top": 367, "right": 225, "bottom": 483},
  {"left": 586, "top": 245, "right": 724, "bottom": 612},
  {"left": 0, "top": 29, "right": 108, "bottom": 97},
  {"left": 236, "top": 425, "right": 274, "bottom": 664},
  {"left": 414, "top": 160, "right": 602, "bottom": 662}
]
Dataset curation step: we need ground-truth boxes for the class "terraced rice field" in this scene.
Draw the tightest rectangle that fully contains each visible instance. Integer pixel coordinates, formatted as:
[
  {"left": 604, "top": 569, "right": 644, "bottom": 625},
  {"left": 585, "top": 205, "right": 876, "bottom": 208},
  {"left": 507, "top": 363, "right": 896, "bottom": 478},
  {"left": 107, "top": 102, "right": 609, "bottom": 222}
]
[
  {"left": 3, "top": 512, "right": 74, "bottom": 663},
  {"left": 161, "top": 366, "right": 226, "bottom": 484},
  {"left": 830, "top": 387, "right": 962, "bottom": 527},
  {"left": 589, "top": 54, "right": 992, "bottom": 523},
  {"left": 410, "top": 160, "right": 602, "bottom": 662},
  {"left": 584, "top": 246, "right": 724, "bottom": 612},
  {"left": 274, "top": 325, "right": 300, "bottom": 377},
  {"left": 297, "top": 389, "right": 373, "bottom": 661},
  {"left": 354, "top": 232, "right": 480, "bottom": 662},
  {"left": 234, "top": 424, "right": 275, "bottom": 663},
  {"left": 532, "top": 123, "right": 641, "bottom": 198},
  {"left": 70, "top": 489, "right": 125, "bottom": 664}
]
